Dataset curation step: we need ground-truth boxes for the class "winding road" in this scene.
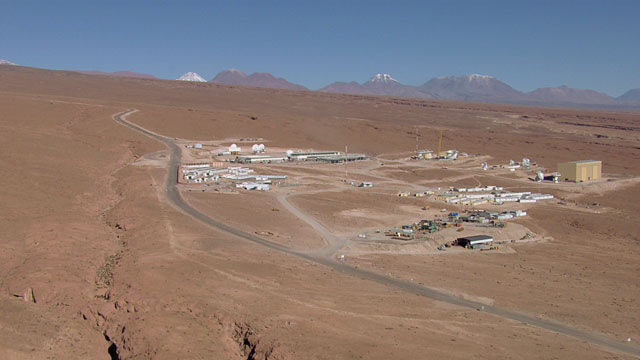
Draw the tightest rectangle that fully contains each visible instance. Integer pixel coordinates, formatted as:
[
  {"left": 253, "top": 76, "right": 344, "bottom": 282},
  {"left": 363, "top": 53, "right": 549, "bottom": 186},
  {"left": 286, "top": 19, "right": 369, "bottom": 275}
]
[{"left": 114, "top": 109, "right": 640, "bottom": 358}]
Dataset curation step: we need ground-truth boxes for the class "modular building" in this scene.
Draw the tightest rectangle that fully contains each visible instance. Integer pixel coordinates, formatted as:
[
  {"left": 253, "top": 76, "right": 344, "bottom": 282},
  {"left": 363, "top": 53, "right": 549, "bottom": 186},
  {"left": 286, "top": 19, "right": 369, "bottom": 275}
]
[
  {"left": 182, "top": 163, "right": 211, "bottom": 169},
  {"left": 287, "top": 151, "right": 340, "bottom": 160},
  {"left": 285, "top": 150, "right": 367, "bottom": 163},
  {"left": 237, "top": 182, "right": 270, "bottom": 191},
  {"left": 235, "top": 155, "right": 288, "bottom": 164},
  {"left": 317, "top": 154, "right": 367, "bottom": 163},
  {"left": 457, "top": 235, "right": 493, "bottom": 248},
  {"left": 557, "top": 160, "right": 602, "bottom": 182}
]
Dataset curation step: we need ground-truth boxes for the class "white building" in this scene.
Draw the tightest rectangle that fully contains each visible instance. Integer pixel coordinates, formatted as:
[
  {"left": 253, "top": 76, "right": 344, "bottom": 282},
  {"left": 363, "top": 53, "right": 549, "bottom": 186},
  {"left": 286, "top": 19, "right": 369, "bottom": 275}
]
[{"left": 229, "top": 144, "right": 241, "bottom": 154}]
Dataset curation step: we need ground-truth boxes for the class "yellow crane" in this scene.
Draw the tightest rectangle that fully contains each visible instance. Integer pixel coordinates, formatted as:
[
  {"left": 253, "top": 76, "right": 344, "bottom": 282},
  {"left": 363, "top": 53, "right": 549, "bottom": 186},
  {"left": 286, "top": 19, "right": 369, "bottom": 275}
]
[{"left": 437, "top": 130, "right": 445, "bottom": 158}]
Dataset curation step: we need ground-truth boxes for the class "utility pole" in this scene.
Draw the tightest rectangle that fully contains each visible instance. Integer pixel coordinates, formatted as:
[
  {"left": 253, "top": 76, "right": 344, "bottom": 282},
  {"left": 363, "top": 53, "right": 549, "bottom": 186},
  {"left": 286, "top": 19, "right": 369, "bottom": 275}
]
[{"left": 344, "top": 145, "right": 348, "bottom": 182}]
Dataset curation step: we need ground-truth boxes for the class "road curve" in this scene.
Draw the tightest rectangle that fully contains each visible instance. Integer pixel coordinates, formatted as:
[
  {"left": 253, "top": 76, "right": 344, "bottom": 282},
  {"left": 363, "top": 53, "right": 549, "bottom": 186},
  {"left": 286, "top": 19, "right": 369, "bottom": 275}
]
[
  {"left": 276, "top": 192, "right": 346, "bottom": 257},
  {"left": 113, "top": 109, "right": 640, "bottom": 358}
]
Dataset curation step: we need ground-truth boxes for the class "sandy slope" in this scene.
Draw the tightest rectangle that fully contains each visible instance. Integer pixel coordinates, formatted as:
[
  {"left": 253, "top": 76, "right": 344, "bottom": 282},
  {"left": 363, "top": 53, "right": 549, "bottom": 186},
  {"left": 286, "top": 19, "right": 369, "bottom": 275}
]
[{"left": 0, "top": 66, "right": 639, "bottom": 359}]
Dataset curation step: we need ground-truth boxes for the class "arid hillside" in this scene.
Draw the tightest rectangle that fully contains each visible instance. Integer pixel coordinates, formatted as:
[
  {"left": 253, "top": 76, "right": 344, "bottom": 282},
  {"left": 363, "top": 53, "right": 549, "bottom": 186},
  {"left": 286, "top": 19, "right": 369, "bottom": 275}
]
[{"left": 0, "top": 65, "right": 639, "bottom": 359}]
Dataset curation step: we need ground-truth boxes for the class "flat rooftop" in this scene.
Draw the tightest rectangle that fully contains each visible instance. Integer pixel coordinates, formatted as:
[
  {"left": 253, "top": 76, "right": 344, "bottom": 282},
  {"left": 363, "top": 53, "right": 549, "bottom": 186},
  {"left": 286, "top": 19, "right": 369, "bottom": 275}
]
[
  {"left": 458, "top": 235, "right": 493, "bottom": 241},
  {"left": 236, "top": 155, "right": 287, "bottom": 159},
  {"left": 565, "top": 160, "right": 601, "bottom": 164}
]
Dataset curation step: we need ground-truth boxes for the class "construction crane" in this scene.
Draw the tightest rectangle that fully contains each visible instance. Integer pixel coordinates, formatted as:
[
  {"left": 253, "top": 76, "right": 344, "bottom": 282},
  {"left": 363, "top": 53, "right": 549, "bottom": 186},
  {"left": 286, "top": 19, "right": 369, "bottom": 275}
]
[{"left": 437, "top": 130, "right": 444, "bottom": 158}]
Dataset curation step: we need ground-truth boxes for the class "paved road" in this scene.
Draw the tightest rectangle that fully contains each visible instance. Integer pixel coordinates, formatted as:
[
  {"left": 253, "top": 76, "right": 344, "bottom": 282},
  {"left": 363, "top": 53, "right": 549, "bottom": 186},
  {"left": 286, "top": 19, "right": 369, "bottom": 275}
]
[{"left": 113, "top": 109, "right": 640, "bottom": 358}]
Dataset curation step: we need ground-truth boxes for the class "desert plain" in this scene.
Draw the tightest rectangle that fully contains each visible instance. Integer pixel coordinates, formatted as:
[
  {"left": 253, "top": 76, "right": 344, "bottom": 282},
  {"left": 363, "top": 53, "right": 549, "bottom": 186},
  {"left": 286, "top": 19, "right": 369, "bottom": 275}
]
[{"left": 1, "top": 65, "right": 639, "bottom": 359}]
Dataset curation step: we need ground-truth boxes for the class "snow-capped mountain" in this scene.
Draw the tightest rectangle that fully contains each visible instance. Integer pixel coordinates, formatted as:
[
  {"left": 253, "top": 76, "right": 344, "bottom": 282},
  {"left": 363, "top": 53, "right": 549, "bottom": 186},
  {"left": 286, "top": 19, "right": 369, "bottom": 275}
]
[
  {"left": 177, "top": 72, "right": 207, "bottom": 82},
  {"left": 418, "top": 74, "right": 524, "bottom": 102},
  {"left": 11, "top": 56, "right": 631, "bottom": 108},
  {"left": 363, "top": 73, "right": 428, "bottom": 97},
  {"left": 210, "top": 69, "right": 307, "bottom": 91},
  {"left": 323, "top": 72, "right": 523, "bottom": 100},
  {"left": 322, "top": 73, "right": 631, "bottom": 107},
  {"left": 322, "top": 73, "right": 428, "bottom": 98},
  {"left": 367, "top": 73, "right": 398, "bottom": 84}
]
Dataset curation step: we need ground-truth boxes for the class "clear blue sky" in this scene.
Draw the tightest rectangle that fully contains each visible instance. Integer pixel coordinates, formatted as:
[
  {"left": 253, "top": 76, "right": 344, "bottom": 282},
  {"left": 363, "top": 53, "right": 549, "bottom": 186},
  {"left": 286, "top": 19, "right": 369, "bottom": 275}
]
[{"left": 1, "top": 0, "right": 638, "bottom": 96}]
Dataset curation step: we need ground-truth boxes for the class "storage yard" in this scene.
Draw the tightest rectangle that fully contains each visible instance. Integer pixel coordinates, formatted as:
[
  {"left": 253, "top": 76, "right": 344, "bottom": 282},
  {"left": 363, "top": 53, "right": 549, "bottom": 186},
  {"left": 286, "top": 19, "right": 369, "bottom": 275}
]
[{"left": 173, "top": 134, "right": 614, "bottom": 261}]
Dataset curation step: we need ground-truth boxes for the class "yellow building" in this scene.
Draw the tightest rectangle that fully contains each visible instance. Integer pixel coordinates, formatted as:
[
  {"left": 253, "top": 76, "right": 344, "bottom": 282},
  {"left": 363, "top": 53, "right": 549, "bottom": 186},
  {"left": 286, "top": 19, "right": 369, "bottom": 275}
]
[{"left": 557, "top": 160, "right": 602, "bottom": 182}]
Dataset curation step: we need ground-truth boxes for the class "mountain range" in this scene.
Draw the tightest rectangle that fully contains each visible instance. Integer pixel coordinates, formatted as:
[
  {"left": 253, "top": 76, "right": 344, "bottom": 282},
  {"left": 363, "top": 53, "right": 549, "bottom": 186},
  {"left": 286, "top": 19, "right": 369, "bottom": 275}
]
[
  {"left": 320, "top": 73, "right": 427, "bottom": 98},
  {"left": 73, "top": 70, "right": 157, "bottom": 79},
  {"left": 2, "top": 58, "right": 638, "bottom": 108},
  {"left": 320, "top": 73, "right": 640, "bottom": 107},
  {"left": 209, "top": 69, "right": 307, "bottom": 91},
  {"left": 418, "top": 74, "right": 524, "bottom": 102},
  {"left": 203, "top": 69, "right": 640, "bottom": 108}
]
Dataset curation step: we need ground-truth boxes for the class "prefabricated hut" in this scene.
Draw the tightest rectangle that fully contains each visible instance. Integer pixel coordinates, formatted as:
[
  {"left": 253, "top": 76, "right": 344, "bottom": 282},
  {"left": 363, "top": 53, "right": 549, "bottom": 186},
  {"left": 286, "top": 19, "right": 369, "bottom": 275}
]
[{"left": 457, "top": 235, "right": 493, "bottom": 248}]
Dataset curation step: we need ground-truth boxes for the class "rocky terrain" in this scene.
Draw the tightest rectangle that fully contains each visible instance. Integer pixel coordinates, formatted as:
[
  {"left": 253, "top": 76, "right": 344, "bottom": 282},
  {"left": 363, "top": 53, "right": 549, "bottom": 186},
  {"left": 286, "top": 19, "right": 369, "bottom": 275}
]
[{"left": 0, "top": 64, "right": 639, "bottom": 359}]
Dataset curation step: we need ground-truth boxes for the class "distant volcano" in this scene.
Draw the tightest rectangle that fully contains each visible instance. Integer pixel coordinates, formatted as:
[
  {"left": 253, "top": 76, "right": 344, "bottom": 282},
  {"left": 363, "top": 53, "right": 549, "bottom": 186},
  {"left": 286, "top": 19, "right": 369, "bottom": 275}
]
[
  {"left": 211, "top": 69, "right": 307, "bottom": 90},
  {"left": 418, "top": 74, "right": 524, "bottom": 102},
  {"left": 322, "top": 73, "right": 427, "bottom": 98},
  {"left": 177, "top": 72, "right": 207, "bottom": 82}
]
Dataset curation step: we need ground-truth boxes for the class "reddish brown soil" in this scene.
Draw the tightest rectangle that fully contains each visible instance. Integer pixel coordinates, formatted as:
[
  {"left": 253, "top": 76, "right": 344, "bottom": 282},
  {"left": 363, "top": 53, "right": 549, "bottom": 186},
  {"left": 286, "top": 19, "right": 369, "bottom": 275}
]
[
  {"left": 1, "top": 65, "right": 639, "bottom": 359},
  {"left": 183, "top": 191, "right": 326, "bottom": 250}
]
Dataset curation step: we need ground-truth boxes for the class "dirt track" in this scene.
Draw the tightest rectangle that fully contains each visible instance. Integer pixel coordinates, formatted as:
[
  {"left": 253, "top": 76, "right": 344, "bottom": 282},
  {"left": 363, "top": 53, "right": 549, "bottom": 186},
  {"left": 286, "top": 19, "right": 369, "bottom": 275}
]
[{"left": 114, "top": 109, "right": 640, "bottom": 358}]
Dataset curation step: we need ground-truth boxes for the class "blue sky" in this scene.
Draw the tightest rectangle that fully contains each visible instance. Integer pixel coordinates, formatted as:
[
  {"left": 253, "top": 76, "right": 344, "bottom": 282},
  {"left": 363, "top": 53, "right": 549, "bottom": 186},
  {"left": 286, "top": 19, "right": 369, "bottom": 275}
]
[{"left": 1, "top": 0, "right": 638, "bottom": 95}]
